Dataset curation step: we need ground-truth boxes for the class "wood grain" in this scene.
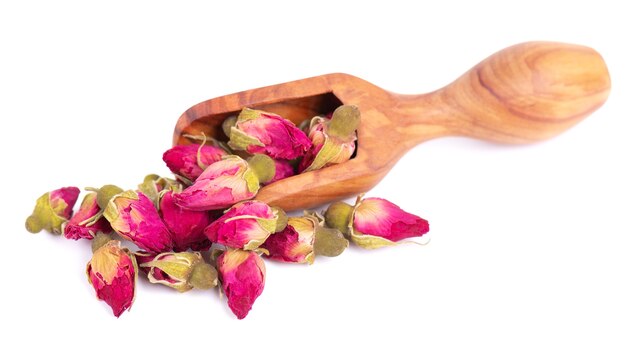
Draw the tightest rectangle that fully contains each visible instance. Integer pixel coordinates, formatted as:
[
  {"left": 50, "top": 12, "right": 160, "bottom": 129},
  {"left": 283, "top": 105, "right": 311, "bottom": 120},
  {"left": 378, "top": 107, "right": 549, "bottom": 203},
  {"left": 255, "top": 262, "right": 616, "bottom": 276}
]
[{"left": 173, "top": 42, "right": 610, "bottom": 211}]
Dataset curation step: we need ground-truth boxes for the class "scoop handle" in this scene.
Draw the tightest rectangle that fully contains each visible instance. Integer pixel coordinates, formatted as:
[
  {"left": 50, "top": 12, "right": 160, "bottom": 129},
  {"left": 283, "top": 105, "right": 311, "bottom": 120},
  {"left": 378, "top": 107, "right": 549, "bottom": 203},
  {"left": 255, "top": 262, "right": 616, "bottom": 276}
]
[{"left": 395, "top": 42, "right": 611, "bottom": 145}]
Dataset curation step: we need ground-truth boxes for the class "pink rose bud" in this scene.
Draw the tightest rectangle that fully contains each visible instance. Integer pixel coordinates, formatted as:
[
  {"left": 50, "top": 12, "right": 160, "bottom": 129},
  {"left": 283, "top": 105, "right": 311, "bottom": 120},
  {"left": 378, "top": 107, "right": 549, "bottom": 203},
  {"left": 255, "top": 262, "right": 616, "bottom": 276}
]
[
  {"left": 138, "top": 251, "right": 218, "bottom": 292},
  {"left": 162, "top": 144, "right": 227, "bottom": 182},
  {"left": 204, "top": 200, "right": 286, "bottom": 250},
  {"left": 262, "top": 216, "right": 316, "bottom": 264},
  {"left": 160, "top": 191, "right": 213, "bottom": 251},
  {"left": 86, "top": 240, "right": 137, "bottom": 317},
  {"left": 325, "top": 195, "right": 429, "bottom": 249},
  {"left": 25, "top": 186, "right": 80, "bottom": 234},
  {"left": 265, "top": 159, "right": 295, "bottom": 184},
  {"left": 64, "top": 192, "right": 112, "bottom": 240},
  {"left": 299, "top": 105, "right": 360, "bottom": 173},
  {"left": 104, "top": 190, "right": 173, "bottom": 253},
  {"left": 217, "top": 249, "right": 266, "bottom": 319},
  {"left": 173, "top": 155, "right": 274, "bottom": 211},
  {"left": 224, "top": 108, "right": 312, "bottom": 160}
]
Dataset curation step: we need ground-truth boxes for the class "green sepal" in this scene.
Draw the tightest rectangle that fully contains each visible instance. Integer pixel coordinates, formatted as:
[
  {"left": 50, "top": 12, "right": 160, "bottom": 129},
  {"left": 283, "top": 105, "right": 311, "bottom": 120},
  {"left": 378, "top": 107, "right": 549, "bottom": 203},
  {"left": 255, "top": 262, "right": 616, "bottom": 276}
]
[
  {"left": 242, "top": 239, "right": 265, "bottom": 251},
  {"left": 87, "top": 184, "right": 124, "bottom": 211},
  {"left": 302, "top": 136, "right": 345, "bottom": 172},
  {"left": 242, "top": 166, "right": 261, "bottom": 194},
  {"left": 349, "top": 232, "right": 398, "bottom": 249},
  {"left": 227, "top": 126, "right": 265, "bottom": 151},
  {"left": 256, "top": 216, "right": 278, "bottom": 236},
  {"left": 273, "top": 207, "right": 288, "bottom": 232},
  {"left": 238, "top": 107, "right": 263, "bottom": 122},
  {"left": 247, "top": 154, "right": 276, "bottom": 184}
]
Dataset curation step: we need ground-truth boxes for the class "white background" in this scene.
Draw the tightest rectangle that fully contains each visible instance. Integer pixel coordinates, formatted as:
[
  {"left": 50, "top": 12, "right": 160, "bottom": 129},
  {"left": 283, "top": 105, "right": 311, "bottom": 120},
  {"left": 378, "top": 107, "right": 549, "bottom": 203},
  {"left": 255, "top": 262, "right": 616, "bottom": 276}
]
[{"left": 1, "top": 1, "right": 624, "bottom": 347}]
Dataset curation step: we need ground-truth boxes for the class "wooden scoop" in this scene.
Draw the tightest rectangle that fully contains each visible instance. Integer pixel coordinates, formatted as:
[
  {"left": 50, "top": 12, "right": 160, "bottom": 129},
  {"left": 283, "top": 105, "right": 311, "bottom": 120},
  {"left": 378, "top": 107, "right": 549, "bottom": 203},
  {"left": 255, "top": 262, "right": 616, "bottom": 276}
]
[{"left": 173, "top": 41, "right": 610, "bottom": 211}]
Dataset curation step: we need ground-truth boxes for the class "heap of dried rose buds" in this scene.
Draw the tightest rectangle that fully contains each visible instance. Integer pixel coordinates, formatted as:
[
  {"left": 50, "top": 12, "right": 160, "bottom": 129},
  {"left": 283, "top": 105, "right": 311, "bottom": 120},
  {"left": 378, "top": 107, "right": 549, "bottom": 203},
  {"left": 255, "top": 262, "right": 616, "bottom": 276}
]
[{"left": 25, "top": 105, "right": 429, "bottom": 319}]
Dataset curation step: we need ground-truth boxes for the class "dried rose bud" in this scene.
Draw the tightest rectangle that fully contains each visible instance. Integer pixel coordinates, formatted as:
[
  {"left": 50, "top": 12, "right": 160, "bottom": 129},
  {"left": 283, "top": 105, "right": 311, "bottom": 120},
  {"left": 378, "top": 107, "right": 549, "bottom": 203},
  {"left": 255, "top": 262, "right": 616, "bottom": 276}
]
[
  {"left": 173, "top": 155, "right": 275, "bottom": 211},
  {"left": 163, "top": 144, "right": 227, "bottom": 182},
  {"left": 325, "top": 195, "right": 429, "bottom": 249},
  {"left": 261, "top": 215, "right": 316, "bottom": 264},
  {"left": 104, "top": 190, "right": 173, "bottom": 253},
  {"left": 137, "top": 174, "right": 182, "bottom": 206},
  {"left": 139, "top": 251, "right": 217, "bottom": 292},
  {"left": 224, "top": 108, "right": 312, "bottom": 160},
  {"left": 217, "top": 249, "right": 266, "bottom": 319},
  {"left": 160, "top": 191, "right": 213, "bottom": 251},
  {"left": 352, "top": 197, "right": 429, "bottom": 247},
  {"left": 26, "top": 186, "right": 80, "bottom": 234},
  {"left": 204, "top": 200, "right": 286, "bottom": 250},
  {"left": 265, "top": 159, "right": 295, "bottom": 184},
  {"left": 86, "top": 240, "right": 137, "bottom": 317},
  {"left": 64, "top": 192, "right": 112, "bottom": 240},
  {"left": 298, "top": 105, "right": 360, "bottom": 173}
]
